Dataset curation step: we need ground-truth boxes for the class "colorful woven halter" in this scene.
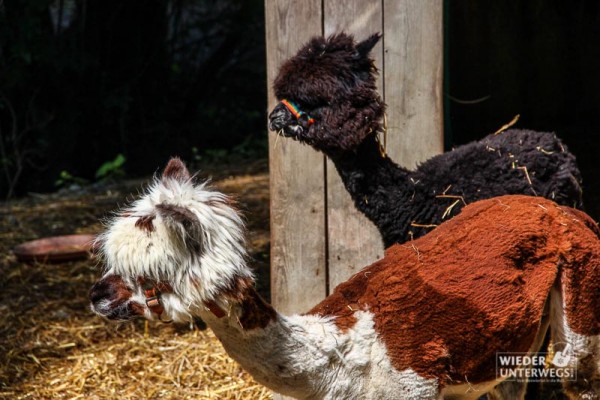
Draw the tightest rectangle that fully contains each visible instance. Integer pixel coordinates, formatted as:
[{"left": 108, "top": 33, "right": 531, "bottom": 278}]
[{"left": 281, "top": 99, "right": 315, "bottom": 126}]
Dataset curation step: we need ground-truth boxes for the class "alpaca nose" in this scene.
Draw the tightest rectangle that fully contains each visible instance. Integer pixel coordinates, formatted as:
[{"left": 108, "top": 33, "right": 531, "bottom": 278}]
[
  {"left": 89, "top": 275, "right": 138, "bottom": 320},
  {"left": 89, "top": 278, "right": 115, "bottom": 306},
  {"left": 268, "top": 102, "right": 294, "bottom": 131}
]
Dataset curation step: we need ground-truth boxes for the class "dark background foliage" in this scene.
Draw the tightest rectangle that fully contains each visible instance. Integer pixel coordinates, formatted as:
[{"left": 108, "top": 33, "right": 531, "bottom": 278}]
[
  {"left": 446, "top": 0, "right": 600, "bottom": 219},
  {"left": 1, "top": 0, "right": 598, "bottom": 220},
  {"left": 0, "top": 0, "right": 266, "bottom": 198}
]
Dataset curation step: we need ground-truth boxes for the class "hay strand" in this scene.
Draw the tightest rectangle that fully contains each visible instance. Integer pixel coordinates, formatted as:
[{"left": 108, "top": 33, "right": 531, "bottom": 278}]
[{"left": 493, "top": 114, "right": 520, "bottom": 135}]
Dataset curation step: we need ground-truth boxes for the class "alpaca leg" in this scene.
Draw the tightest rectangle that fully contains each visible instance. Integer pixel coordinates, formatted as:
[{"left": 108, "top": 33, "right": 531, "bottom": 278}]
[
  {"left": 487, "top": 300, "right": 553, "bottom": 400},
  {"left": 555, "top": 332, "right": 599, "bottom": 400},
  {"left": 550, "top": 288, "right": 600, "bottom": 399},
  {"left": 555, "top": 333, "right": 599, "bottom": 399},
  {"left": 487, "top": 380, "right": 527, "bottom": 400}
]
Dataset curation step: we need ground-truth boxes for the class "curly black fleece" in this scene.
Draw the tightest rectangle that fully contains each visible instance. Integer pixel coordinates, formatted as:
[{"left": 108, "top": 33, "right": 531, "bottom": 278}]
[
  {"left": 331, "top": 131, "right": 583, "bottom": 247},
  {"left": 269, "top": 33, "right": 583, "bottom": 248}
]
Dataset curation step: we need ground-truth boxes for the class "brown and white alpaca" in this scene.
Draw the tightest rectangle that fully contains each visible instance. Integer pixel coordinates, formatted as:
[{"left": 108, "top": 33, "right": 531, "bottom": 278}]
[{"left": 90, "top": 158, "right": 599, "bottom": 400}]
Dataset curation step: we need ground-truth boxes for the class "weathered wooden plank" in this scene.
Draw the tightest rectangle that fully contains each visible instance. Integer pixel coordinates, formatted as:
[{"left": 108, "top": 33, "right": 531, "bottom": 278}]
[
  {"left": 266, "top": 2, "right": 324, "bottom": 399},
  {"left": 383, "top": 0, "right": 444, "bottom": 168},
  {"left": 265, "top": 0, "right": 325, "bottom": 316},
  {"left": 266, "top": 1, "right": 444, "bottom": 398},
  {"left": 323, "top": 0, "right": 385, "bottom": 290}
]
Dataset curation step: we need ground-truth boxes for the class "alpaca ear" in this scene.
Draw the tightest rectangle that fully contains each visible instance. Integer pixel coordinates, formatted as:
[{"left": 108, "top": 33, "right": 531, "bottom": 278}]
[
  {"left": 156, "top": 203, "right": 204, "bottom": 253},
  {"left": 162, "top": 157, "right": 191, "bottom": 182},
  {"left": 356, "top": 33, "right": 381, "bottom": 57}
]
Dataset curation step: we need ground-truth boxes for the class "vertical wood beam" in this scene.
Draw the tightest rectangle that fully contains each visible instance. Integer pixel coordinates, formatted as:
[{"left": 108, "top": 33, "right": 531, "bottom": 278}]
[
  {"left": 383, "top": 0, "right": 444, "bottom": 168},
  {"left": 323, "top": 0, "right": 385, "bottom": 290},
  {"left": 266, "top": 0, "right": 326, "bottom": 317}
]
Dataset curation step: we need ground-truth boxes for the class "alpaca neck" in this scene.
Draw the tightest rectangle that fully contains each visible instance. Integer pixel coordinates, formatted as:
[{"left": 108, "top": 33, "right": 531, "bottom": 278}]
[
  {"left": 197, "top": 286, "right": 369, "bottom": 399},
  {"left": 325, "top": 134, "right": 413, "bottom": 247}
]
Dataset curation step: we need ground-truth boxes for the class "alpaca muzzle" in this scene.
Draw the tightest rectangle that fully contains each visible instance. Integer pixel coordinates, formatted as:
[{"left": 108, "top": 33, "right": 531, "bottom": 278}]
[
  {"left": 89, "top": 275, "right": 144, "bottom": 321},
  {"left": 268, "top": 102, "right": 295, "bottom": 132},
  {"left": 269, "top": 100, "right": 314, "bottom": 138}
]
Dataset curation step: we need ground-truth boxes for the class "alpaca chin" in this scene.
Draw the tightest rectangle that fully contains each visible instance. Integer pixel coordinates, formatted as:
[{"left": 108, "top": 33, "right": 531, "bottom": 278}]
[{"left": 282, "top": 124, "right": 305, "bottom": 138}]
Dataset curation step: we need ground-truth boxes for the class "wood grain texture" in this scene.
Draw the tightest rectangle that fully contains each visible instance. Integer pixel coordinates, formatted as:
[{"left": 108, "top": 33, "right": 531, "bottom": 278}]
[
  {"left": 266, "top": 0, "right": 326, "bottom": 318},
  {"left": 267, "top": 0, "right": 444, "bottom": 312},
  {"left": 383, "top": 0, "right": 444, "bottom": 168},
  {"left": 324, "top": 0, "right": 385, "bottom": 290},
  {"left": 266, "top": 2, "right": 444, "bottom": 397}
]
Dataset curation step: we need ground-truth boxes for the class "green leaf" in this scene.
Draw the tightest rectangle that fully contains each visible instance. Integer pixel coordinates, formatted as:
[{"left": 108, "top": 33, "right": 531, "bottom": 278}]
[{"left": 95, "top": 154, "right": 126, "bottom": 179}]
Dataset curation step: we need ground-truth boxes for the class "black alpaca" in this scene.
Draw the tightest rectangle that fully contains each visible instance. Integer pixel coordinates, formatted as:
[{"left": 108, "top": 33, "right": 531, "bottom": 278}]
[{"left": 269, "top": 33, "right": 583, "bottom": 248}]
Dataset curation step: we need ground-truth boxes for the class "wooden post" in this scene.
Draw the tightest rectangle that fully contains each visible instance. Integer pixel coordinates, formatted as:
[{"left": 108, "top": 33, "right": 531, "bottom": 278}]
[
  {"left": 383, "top": 0, "right": 444, "bottom": 168},
  {"left": 323, "top": 0, "right": 385, "bottom": 290},
  {"left": 266, "top": 1, "right": 443, "bottom": 397},
  {"left": 265, "top": 0, "right": 325, "bottom": 317}
]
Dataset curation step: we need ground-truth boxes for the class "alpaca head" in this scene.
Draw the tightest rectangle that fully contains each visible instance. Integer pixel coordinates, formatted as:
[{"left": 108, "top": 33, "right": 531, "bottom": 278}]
[
  {"left": 269, "top": 32, "right": 385, "bottom": 153},
  {"left": 90, "top": 158, "right": 253, "bottom": 323}
]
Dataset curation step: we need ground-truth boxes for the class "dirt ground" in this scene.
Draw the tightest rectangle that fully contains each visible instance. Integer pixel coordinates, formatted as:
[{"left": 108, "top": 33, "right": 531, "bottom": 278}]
[{"left": 0, "top": 158, "right": 272, "bottom": 400}]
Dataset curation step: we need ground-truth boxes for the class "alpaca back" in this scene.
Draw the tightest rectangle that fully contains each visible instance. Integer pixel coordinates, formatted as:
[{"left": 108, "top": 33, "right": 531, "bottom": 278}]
[
  {"left": 308, "top": 195, "right": 598, "bottom": 386},
  {"left": 416, "top": 129, "right": 582, "bottom": 208}
]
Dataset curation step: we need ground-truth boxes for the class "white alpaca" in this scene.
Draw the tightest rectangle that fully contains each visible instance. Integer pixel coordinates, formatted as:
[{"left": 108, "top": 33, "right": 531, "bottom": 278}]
[{"left": 90, "top": 158, "right": 599, "bottom": 400}]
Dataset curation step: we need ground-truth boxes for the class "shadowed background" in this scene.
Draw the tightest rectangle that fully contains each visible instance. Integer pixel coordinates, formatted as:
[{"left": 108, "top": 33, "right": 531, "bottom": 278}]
[{"left": 1, "top": 0, "right": 598, "bottom": 220}]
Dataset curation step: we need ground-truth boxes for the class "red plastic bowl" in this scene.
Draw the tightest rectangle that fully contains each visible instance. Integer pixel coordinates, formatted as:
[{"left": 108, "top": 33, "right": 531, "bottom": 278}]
[{"left": 13, "top": 234, "right": 97, "bottom": 263}]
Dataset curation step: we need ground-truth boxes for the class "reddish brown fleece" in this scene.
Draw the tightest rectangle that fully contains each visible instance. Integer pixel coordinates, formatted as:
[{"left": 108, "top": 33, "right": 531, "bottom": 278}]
[{"left": 308, "top": 195, "right": 600, "bottom": 386}]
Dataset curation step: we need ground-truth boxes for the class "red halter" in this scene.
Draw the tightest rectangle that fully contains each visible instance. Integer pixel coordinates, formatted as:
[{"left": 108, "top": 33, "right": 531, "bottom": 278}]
[
  {"left": 137, "top": 277, "right": 172, "bottom": 322},
  {"left": 137, "top": 277, "right": 226, "bottom": 322}
]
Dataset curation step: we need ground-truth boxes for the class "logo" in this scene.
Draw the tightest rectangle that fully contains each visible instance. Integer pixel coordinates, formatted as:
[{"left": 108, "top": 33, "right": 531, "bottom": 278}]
[
  {"left": 551, "top": 343, "right": 572, "bottom": 368},
  {"left": 496, "top": 342, "right": 577, "bottom": 382}
]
